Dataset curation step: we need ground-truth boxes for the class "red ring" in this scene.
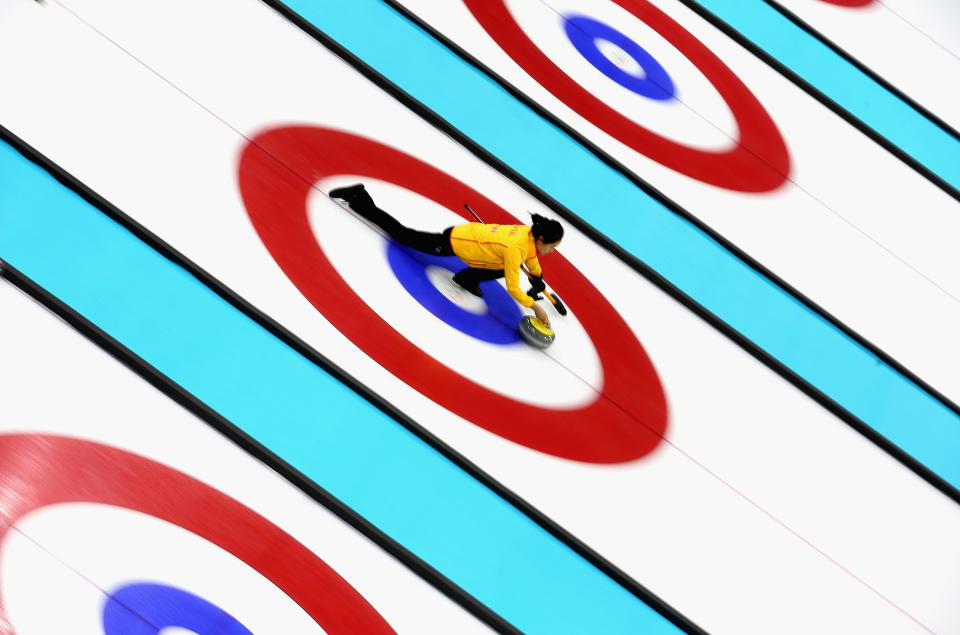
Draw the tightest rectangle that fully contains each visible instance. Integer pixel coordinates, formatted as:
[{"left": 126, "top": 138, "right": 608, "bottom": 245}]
[
  {"left": 0, "top": 434, "right": 395, "bottom": 635},
  {"left": 238, "top": 126, "right": 668, "bottom": 463},
  {"left": 463, "top": 0, "right": 790, "bottom": 192},
  {"left": 816, "top": 0, "right": 874, "bottom": 6}
]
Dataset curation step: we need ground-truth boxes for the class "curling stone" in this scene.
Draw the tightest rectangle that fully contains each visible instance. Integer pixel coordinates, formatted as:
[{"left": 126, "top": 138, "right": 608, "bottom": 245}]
[{"left": 518, "top": 316, "right": 555, "bottom": 349}]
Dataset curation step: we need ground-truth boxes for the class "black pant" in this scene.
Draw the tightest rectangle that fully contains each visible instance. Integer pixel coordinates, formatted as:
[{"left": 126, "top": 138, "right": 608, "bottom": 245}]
[
  {"left": 349, "top": 189, "right": 504, "bottom": 282},
  {"left": 453, "top": 267, "right": 505, "bottom": 285},
  {"left": 348, "top": 188, "right": 455, "bottom": 257}
]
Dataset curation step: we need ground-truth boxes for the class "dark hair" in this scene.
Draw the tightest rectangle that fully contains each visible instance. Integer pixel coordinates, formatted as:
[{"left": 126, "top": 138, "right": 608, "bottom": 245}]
[{"left": 530, "top": 213, "right": 564, "bottom": 243}]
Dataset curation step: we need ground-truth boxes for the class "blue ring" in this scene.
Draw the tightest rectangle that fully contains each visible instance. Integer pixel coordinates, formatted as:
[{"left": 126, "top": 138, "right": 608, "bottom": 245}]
[
  {"left": 387, "top": 242, "right": 523, "bottom": 344},
  {"left": 103, "top": 582, "right": 253, "bottom": 635},
  {"left": 564, "top": 14, "right": 675, "bottom": 101}
]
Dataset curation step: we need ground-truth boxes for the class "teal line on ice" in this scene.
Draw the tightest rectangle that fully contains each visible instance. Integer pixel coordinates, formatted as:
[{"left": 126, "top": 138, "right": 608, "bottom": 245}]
[
  {"left": 0, "top": 142, "right": 681, "bottom": 634},
  {"left": 692, "top": 0, "right": 960, "bottom": 191},
  {"left": 279, "top": 0, "right": 960, "bottom": 489}
]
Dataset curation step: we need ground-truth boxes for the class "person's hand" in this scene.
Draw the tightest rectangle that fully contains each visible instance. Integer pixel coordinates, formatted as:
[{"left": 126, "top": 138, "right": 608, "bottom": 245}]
[
  {"left": 528, "top": 275, "right": 546, "bottom": 296},
  {"left": 532, "top": 302, "right": 550, "bottom": 327}
]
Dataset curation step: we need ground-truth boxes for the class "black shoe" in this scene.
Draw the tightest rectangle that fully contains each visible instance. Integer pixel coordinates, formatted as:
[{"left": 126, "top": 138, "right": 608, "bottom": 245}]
[
  {"left": 329, "top": 183, "right": 365, "bottom": 205},
  {"left": 453, "top": 271, "right": 483, "bottom": 298}
]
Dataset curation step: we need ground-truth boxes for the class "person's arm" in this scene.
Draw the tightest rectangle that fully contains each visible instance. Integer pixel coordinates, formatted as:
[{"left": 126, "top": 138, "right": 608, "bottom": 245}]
[
  {"left": 507, "top": 250, "right": 551, "bottom": 325},
  {"left": 525, "top": 256, "right": 542, "bottom": 278},
  {"left": 504, "top": 248, "right": 534, "bottom": 307}
]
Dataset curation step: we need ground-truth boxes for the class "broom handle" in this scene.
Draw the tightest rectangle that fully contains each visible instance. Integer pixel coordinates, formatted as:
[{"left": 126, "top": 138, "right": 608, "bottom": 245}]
[{"left": 464, "top": 203, "right": 484, "bottom": 224}]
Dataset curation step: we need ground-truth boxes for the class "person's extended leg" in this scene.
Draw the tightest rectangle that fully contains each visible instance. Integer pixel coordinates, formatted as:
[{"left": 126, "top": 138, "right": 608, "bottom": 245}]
[
  {"left": 452, "top": 267, "right": 505, "bottom": 297},
  {"left": 329, "top": 183, "right": 454, "bottom": 257}
]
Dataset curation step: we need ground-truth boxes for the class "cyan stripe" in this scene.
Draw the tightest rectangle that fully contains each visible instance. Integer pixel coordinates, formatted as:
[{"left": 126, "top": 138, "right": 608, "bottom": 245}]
[
  {"left": 278, "top": 0, "right": 960, "bottom": 489},
  {"left": 692, "top": 0, "right": 960, "bottom": 192},
  {"left": 0, "top": 140, "right": 680, "bottom": 633}
]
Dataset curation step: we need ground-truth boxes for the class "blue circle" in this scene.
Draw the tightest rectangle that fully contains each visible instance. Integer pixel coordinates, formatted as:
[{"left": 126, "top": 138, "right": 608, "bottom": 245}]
[
  {"left": 387, "top": 242, "right": 523, "bottom": 345},
  {"left": 563, "top": 14, "right": 675, "bottom": 101},
  {"left": 103, "top": 582, "right": 253, "bottom": 635}
]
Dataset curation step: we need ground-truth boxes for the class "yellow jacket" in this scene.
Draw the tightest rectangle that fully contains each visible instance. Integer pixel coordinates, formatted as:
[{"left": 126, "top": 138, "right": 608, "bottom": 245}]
[{"left": 450, "top": 223, "right": 543, "bottom": 307}]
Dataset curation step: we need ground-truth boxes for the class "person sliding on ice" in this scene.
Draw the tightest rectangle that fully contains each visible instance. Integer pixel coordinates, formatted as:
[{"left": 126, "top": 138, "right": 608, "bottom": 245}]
[{"left": 329, "top": 183, "right": 563, "bottom": 325}]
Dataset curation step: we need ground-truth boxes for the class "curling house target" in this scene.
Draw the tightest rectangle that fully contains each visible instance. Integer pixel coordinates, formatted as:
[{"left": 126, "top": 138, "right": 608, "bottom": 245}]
[
  {"left": 239, "top": 125, "right": 668, "bottom": 463},
  {"left": 0, "top": 434, "right": 395, "bottom": 635},
  {"left": 463, "top": 0, "right": 790, "bottom": 191}
]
